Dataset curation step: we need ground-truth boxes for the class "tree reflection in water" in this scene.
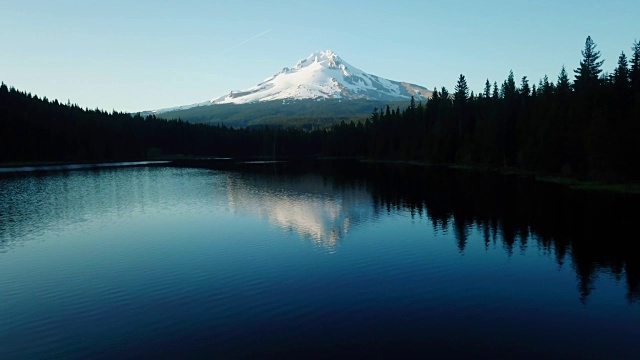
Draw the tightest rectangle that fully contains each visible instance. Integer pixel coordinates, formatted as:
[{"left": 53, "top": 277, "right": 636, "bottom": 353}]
[{"left": 225, "top": 160, "right": 639, "bottom": 303}]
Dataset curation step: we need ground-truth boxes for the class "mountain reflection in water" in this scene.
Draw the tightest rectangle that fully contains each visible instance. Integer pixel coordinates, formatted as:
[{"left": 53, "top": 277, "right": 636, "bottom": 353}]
[
  {"left": 1, "top": 162, "right": 639, "bottom": 359},
  {"left": 226, "top": 173, "right": 373, "bottom": 251},
  {"left": 1, "top": 161, "right": 638, "bottom": 304},
  {"left": 216, "top": 161, "right": 640, "bottom": 302}
]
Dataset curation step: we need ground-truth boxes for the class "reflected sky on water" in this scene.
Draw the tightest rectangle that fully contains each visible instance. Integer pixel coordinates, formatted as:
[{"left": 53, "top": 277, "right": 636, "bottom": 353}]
[{"left": 0, "top": 163, "right": 638, "bottom": 359}]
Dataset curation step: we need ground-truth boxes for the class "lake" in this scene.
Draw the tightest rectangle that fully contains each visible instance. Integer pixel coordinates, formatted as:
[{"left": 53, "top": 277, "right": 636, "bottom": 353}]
[{"left": 1, "top": 161, "right": 638, "bottom": 359}]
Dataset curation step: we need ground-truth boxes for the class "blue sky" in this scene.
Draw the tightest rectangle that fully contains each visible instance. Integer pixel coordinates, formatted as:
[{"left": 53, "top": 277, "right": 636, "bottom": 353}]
[{"left": 1, "top": 0, "right": 638, "bottom": 112}]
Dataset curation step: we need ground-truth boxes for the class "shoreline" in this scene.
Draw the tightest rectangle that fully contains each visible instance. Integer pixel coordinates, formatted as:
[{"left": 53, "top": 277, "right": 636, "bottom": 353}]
[
  {"left": 359, "top": 159, "right": 640, "bottom": 195},
  {"left": 2, "top": 157, "right": 638, "bottom": 194},
  {"left": 0, "top": 160, "right": 170, "bottom": 173}
]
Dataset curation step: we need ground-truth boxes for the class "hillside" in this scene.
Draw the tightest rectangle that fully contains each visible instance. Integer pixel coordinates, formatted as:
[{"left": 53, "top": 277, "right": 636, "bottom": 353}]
[{"left": 153, "top": 98, "right": 415, "bottom": 129}]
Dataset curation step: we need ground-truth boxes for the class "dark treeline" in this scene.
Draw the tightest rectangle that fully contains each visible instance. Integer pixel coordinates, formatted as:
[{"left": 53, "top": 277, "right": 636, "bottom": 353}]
[
  {"left": 327, "top": 36, "right": 640, "bottom": 182},
  {"left": 0, "top": 84, "right": 322, "bottom": 162},
  {"left": 2, "top": 36, "right": 639, "bottom": 181}
]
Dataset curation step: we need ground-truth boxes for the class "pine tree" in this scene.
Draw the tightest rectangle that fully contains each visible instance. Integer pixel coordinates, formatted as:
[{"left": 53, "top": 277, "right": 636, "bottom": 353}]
[
  {"left": 484, "top": 79, "right": 491, "bottom": 98},
  {"left": 440, "top": 87, "right": 450, "bottom": 102},
  {"left": 611, "top": 51, "right": 630, "bottom": 90},
  {"left": 557, "top": 65, "right": 571, "bottom": 98},
  {"left": 540, "top": 75, "right": 552, "bottom": 97},
  {"left": 574, "top": 36, "right": 604, "bottom": 92},
  {"left": 454, "top": 74, "right": 469, "bottom": 104},
  {"left": 520, "top": 76, "right": 530, "bottom": 97},
  {"left": 430, "top": 88, "right": 440, "bottom": 101},
  {"left": 370, "top": 107, "right": 380, "bottom": 122},
  {"left": 504, "top": 70, "right": 517, "bottom": 98},
  {"left": 630, "top": 39, "right": 640, "bottom": 93}
]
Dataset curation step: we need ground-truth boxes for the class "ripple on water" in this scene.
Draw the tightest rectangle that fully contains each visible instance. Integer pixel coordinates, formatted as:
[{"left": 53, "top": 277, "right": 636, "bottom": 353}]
[{"left": 1, "top": 165, "right": 639, "bottom": 359}]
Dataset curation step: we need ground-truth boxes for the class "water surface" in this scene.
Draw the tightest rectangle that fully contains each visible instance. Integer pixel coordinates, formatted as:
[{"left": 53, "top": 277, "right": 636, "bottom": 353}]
[{"left": 1, "top": 163, "right": 638, "bottom": 359}]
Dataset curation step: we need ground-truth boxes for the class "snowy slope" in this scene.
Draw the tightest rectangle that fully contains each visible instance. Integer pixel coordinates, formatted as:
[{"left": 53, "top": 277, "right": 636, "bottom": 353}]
[
  {"left": 150, "top": 100, "right": 211, "bottom": 114},
  {"left": 211, "top": 50, "right": 431, "bottom": 104}
]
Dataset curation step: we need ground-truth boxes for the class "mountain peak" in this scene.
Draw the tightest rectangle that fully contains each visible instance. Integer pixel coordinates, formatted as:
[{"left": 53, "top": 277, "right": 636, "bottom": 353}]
[
  {"left": 211, "top": 51, "right": 431, "bottom": 104},
  {"left": 310, "top": 49, "right": 339, "bottom": 62},
  {"left": 294, "top": 50, "right": 342, "bottom": 70}
]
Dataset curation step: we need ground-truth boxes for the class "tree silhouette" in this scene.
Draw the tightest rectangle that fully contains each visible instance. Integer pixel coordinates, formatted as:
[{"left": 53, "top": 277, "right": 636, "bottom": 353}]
[
  {"left": 612, "top": 52, "right": 630, "bottom": 92},
  {"left": 556, "top": 65, "right": 572, "bottom": 98},
  {"left": 454, "top": 74, "right": 470, "bottom": 104},
  {"left": 483, "top": 79, "right": 491, "bottom": 98},
  {"left": 574, "top": 36, "right": 604, "bottom": 92},
  {"left": 630, "top": 40, "right": 640, "bottom": 93}
]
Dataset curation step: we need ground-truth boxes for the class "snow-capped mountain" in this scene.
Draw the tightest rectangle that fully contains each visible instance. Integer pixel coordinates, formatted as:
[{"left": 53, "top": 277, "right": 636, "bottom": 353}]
[{"left": 211, "top": 50, "right": 431, "bottom": 104}]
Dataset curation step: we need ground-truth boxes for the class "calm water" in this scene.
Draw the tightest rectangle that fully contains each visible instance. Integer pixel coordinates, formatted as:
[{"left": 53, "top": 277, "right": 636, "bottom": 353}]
[{"left": 0, "top": 162, "right": 638, "bottom": 359}]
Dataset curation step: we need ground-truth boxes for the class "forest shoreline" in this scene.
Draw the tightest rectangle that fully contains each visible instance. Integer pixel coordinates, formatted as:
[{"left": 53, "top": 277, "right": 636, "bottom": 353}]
[
  {"left": 3, "top": 156, "right": 638, "bottom": 194},
  {"left": 359, "top": 159, "right": 640, "bottom": 194}
]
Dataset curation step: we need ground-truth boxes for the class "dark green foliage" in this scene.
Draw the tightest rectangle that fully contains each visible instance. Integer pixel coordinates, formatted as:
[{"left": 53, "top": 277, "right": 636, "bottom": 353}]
[
  {"left": 630, "top": 40, "right": 640, "bottom": 92},
  {"left": 454, "top": 74, "right": 469, "bottom": 104},
  {"left": 612, "top": 51, "right": 630, "bottom": 89},
  {"left": 520, "top": 76, "right": 530, "bottom": 97},
  {"left": 492, "top": 81, "right": 499, "bottom": 99},
  {"left": 574, "top": 36, "right": 605, "bottom": 92},
  {"left": 483, "top": 79, "right": 491, "bottom": 98},
  {"left": 503, "top": 70, "right": 518, "bottom": 99},
  {"left": 556, "top": 66, "right": 572, "bottom": 99},
  {"left": 318, "top": 36, "right": 640, "bottom": 182},
  {"left": 0, "top": 86, "right": 323, "bottom": 162}
]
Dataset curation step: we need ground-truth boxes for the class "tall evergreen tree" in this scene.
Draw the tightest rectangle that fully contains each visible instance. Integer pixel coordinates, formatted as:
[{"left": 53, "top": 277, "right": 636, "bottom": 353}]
[
  {"left": 557, "top": 65, "right": 572, "bottom": 98},
  {"left": 484, "top": 79, "right": 491, "bottom": 98},
  {"left": 540, "top": 75, "right": 552, "bottom": 96},
  {"left": 440, "top": 87, "right": 450, "bottom": 102},
  {"left": 612, "top": 51, "right": 630, "bottom": 90},
  {"left": 630, "top": 39, "right": 640, "bottom": 93},
  {"left": 574, "top": 36, "right": 604, "bottom": 91},
  {"left": 430, "top": 88, "right": 440, "bottom": 101},
  {"left": 454, "top": 74, "right": 470, "bottom": 104},
  {"left": 370, "top": 107, "right": 380, "bottom": 122},
  {"left": 520, "top": 76, "right": 530, "bottom": 97},
  {"left": 504, "top": 70, "right": 517, "bottom": 98}
]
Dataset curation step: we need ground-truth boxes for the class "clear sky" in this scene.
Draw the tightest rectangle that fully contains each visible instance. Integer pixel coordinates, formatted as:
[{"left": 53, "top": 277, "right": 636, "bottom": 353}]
[{"left": 1, "top": 0, "right": 638, "bottom": 113}]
